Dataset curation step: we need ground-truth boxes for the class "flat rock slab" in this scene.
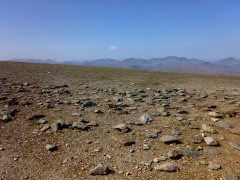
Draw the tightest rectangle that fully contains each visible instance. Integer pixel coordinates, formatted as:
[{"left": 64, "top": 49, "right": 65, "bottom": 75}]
[
  {"left": 160, "top": 135, "right": 180, "bottom": 144},
  {"left": 155, "top": 162, "right": 180, "bottom": 172}
]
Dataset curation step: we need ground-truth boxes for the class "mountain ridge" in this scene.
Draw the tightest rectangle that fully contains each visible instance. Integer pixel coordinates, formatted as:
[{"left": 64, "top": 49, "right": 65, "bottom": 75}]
[{"left": 2, "top": 56, "right": 240, "bottom": 76}]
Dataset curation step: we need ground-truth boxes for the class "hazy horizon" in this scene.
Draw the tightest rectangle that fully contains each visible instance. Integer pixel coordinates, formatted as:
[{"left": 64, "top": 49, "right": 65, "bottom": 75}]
[{"left": 1, "top": 0, "right": 240, "bottom": 61}]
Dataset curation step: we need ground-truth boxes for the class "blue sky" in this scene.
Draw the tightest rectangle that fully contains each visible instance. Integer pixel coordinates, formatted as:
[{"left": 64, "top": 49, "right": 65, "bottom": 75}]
[{"left": 0, "top": 0, "right": 240, "bottom": 61}]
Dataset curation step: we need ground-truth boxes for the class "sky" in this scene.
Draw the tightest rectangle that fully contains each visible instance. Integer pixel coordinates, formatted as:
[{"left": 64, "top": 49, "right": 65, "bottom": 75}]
[{"left": 0, "top": 0, "right": 240, "bottom": 61}]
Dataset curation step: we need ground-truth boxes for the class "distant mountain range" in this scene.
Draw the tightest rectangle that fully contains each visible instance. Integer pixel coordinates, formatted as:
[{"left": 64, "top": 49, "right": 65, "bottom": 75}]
[
  {"left": 3, "top": 56, "right": 240, "bottom": 76},
  {"left": 5, "top": 58, "right": 57, "bottom": 64}
]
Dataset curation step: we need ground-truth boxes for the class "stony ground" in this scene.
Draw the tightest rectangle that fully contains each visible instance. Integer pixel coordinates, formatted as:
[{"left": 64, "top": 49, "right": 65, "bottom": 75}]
[{"left": 1, "top": 62, "right": 240, "bottom": 180}]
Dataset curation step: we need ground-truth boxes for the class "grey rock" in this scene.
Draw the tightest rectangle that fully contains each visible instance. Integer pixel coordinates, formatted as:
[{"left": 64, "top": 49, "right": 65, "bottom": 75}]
[
  {"left": 146, "top": 131, "right": 158, "bottom": 138},
  {"left": 160, "top": 135, "right": 180, "bottom": 144},
  {"left": 83, "top": 100, "right": 96, "bottom": 107},
  {"left": 202, "top": 123, "right": 216, "bottom": 133},
  {"left": 208, "top": 112, "right": 223, "bottom": 118},
  {"left": 72, "top": 121, "right": 89, "bottom": 130},
  {"left": 89, "top": 163, "right": 111, "bottom": 175},
  {"left": 222, "top": 174, "right": 240, "bottom": 180},
  {"left": 179, "top": 149, "right": 200, "bottom": 159},
  {"left": 176, "top": 116, "right": 185, "bottom": 121},
  {"left": 112, "top": 123, "right": 130, "bottom": 133},
  {"left": 38, "top": 119, "right": 48, "bottom": 124},
  {"left": 143, "top": 144, "right": 151, "bottom": 150},
  {"left": 40, "top": 124, "right": 51, "bottom": 132},
  {"left": 204, "top": 137, "right": 219, "bottom": 146},
  {"left": 46, "top": 144, "right": 58, "bottom": 152},
  {"left": 214, "top": 121, "right": 233, "bottom": 129},
  {"left": 50, "top": 120, "right": 65, "bottom": 132},
  {"left": 167, "top": 150, "right": 182, "bottom": 159},
  {"left": 158, "top": 107, "right": 170, "bottom": 116},
  {"left": 51, "top": 122, "right": 59, "bottom": 132},
  {"left": 139, "top": 114, "right": 153, "bottom": 124},
  {"left": 189, "top": 123, "right": 199, "bottom": 129},
  {"left": 155, "top": 162, "right": 180, "bottom": 172},
  {"left": 71, "top": 113, "right": 81, "bottom": 117},
  {"left": 113, "top": 96, "right": 123, "bottom": 102},
  {"left": 159, "top": 156, "right": 167, "bottom": 161},
  {"left": 208, "top": 162, "right": 221, "bottom": 170},
  {"left": 153, "top": 156, "right": 167, "bottom": 162},
  {"left": 211, "top": 117, "right": 220, "bottom": 122},
  {"left": 171, "top": 129, "right": 181, "bottom": 136},
  {"left": 192, "top": 135, "right": 204, "bottom": 144},
  {"left": 94, "top": 109, "right": 103, "bottom": 113},
  {"left": 203, "top": 148, "right": 221, "bottom": 155},
  {"left": 2, "top": 114, "right": 12, "bottom": 122},
  {"left": 229, "top": 142, "right": 240, "bottom": 150}
]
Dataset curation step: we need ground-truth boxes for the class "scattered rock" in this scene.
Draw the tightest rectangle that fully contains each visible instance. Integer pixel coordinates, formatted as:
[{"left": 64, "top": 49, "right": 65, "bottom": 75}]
[
  {"left": 2, "top": 114, "right": 12, "bottom": 122},
  {"left": 143, "top": 144, "right": 151, "bottom": 150},
  {"left": 46, "top": 144, "right": 58, "bottom": 152},
  {"left": 214, "top": 121, "right": 232, "bottom": 129},
  {"left": 208, "top": 112, "right": 223, "bottom": 118},
  {"left": 112, "top": 123, "right": 131, "bottom": 133},
  {"left": 204, "top": 137, "right": 219, "bottom": 146},
  {"left": 179, "top": 149, "right": 200, "bottom": 159},
  {"left": 72, "top": 121, "right": 89, "bottom": 130},
  {"left": 89, "top": 163, "right": 111, "bottom": 175},
  {"left": 208, "top": 162, "right": 221, "bottom": 170},
  {"left": 159, "top": 156, "right": 167, "bottom": 161},
  {"left": 136, "top": 114, "right": 153, "bottom": 125},
  {"left": 94, "top": 109, "right": 103, "bottom": 113},
  {"left": 192, "top": 135, "right": 204, "bottom": 144},
  {"left": 203, "top": 147, "right": 221, "bottom": 155},
  {"left": 83, "top": 100, "right": 96, "bottom": 107},
  {"left": 146, "top": 131, "right": 158, "bottom": 138},
  {"left": 202, "top": 123, "right": 216, "bottom": 134},
  {"left": 229, "top": 142, "right": 240, "bottom": 150},
  {"left": 211, "top": 117, "right": 220, "bottom": 122},
  {"left": 40, "top": 124, "right": 51, "bottom": 132},
  {"left": 160, "top": 135, "right": 180, "bottom": 144},
  {"left": 51, "top": 122, "right": 59, "bottom": 132},
  {"left": 168, "top": 149, "right": 182, "bottom": 159},
  {"left": 222, "top": 174, "right": 240, "bottom": 180},
  {"left": 155, "top": 162, "right": 180, "bottom": 172},
  {"left": 38, "top": 119, "right": 48, "bottom": 124}
]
